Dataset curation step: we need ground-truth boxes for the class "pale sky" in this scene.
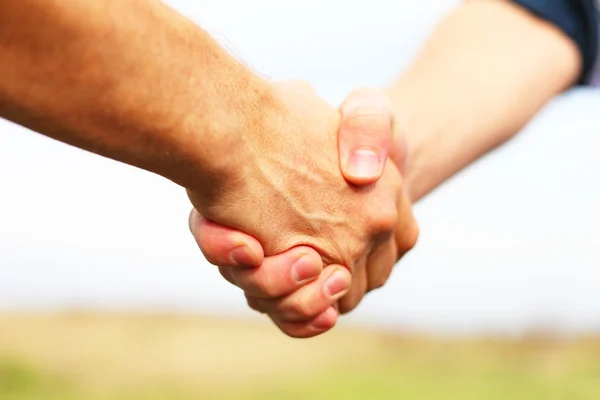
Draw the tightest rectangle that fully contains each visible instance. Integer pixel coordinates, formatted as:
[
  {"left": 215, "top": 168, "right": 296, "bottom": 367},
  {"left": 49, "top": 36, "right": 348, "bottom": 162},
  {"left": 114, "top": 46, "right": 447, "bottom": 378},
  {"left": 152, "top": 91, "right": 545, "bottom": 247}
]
[{"left": 1, "top": 0, "right": 599, "bottom": 335}]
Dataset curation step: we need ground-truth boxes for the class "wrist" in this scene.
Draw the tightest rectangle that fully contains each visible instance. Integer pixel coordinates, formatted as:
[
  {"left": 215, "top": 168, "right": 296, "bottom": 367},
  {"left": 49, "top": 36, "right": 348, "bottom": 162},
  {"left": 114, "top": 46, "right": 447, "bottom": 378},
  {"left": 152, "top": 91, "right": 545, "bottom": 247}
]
[
  {"left": 176, "top": 75, "right": 285, "bottom": 193},
  {"left": 386, "top": 80, "right": 445, "bottom": 204}
]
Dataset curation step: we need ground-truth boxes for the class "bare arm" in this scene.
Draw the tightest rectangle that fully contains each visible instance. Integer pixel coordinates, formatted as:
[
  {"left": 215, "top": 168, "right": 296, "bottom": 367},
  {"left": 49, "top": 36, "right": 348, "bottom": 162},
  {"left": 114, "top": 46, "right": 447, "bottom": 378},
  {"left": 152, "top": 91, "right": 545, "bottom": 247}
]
[
  {"left": 387, "top": 0, "right": 582, "bottom": 202},
  {"left": 0, "top": 0, "right": 411, "bottom": 339},
  {"left": 0, "top": 0, "right": 276, "bottom": 190},
  {"left": 179, "top": 0, "right": 588, "bottom": 334}
]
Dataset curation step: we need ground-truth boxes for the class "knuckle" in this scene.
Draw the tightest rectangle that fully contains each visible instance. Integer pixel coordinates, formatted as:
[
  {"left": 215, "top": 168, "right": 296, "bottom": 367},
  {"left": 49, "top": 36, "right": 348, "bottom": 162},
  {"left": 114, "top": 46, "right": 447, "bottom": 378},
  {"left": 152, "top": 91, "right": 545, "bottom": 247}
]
[
  {"left": 279, "top": 325, "right": 308, "bottom": 339},
  {"left": 197, "top": 237, "right": 227, "bottom": 266},
  {"left": 366, "top": 207, "right": 397, "bottom": 242},
  {"left": 203, "top": 246, "right": 230, "bottom": 267},
  {"left": 218, "top": 267, "right": 236, "bottom": 286},
  {"left": 291, "top": 296, "right": 318, "bottom": 320},
  {"left": 369, "top": 271, "right": 391, "bottom": 292},
  {"left": 370, "top": 280, "right": 386, "bottom": 291},
  {"left": 203, "top": 253, "right": 221, "bottom": 267},
  {"left": 254, "top": 274, "right": 279, "bottom": 298},
  {"left": 283, "top": 330, "right": 303, "bottom": 339},
  {"left": 246, "top": 296, "right": 265, "bottom": 314},
  {"left": 380, "top": 210, "right": 398, "bottom": 233},
  {"left": 397, "top": 222, "right": 420, "bottom": 254},
  {"left": 338, "top": 296, "right": 360, "bottom": 315},
  {"left": 345, "top": 111, "right": 390, "bottom": 136}
]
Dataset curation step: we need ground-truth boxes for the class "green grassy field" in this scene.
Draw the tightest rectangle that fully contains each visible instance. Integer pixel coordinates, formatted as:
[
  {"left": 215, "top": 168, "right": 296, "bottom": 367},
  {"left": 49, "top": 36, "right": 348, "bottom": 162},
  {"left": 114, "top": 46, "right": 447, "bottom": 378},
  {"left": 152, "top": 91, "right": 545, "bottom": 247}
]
[{"left": 1, "top": 313, "right": 599, "bottom": 400}]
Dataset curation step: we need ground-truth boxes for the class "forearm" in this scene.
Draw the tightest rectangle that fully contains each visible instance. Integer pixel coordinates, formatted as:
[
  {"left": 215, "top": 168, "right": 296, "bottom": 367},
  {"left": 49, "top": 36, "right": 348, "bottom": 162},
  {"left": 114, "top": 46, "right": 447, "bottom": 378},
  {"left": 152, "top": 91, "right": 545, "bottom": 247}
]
[
  {"left": 387, "top": 0, "right": 581, "bottom": 202},
  {"left": 0, "top": 0, "right": 277, "bottom": 189}
]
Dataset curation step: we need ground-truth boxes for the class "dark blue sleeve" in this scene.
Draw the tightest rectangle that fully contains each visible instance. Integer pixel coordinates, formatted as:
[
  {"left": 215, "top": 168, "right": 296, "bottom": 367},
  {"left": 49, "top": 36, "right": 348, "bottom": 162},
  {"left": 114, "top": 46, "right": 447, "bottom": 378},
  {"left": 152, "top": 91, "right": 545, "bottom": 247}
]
[{"left": 512, "top": 0, "right": 599, "bottom": 85}]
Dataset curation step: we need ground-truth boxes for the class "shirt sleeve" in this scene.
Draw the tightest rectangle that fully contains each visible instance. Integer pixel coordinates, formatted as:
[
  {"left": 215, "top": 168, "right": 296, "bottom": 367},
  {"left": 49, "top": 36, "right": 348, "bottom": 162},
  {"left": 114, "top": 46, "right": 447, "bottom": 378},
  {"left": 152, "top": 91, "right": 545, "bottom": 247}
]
[{"left": 512, "top": 0, "right": 599, "bottom": 86}]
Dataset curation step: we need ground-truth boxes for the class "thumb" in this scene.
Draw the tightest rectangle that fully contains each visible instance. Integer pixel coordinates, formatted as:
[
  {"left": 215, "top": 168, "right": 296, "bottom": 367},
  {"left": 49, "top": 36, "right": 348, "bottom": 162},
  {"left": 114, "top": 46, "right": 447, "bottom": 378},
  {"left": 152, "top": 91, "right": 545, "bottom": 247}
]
[{"left": 338, "top": 87, "right": 394, "bottom": 185}]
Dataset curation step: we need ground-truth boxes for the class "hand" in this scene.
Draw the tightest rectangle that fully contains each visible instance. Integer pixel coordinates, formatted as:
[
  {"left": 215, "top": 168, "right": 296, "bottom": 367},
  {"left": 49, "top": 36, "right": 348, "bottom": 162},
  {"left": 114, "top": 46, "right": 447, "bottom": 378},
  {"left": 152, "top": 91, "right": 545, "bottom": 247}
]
[
  {"left": 337, "top": 87, "right": 408, "bottom": 184},
  {"left": 186, "top": 81, "right": 408, "bottom": 337}
]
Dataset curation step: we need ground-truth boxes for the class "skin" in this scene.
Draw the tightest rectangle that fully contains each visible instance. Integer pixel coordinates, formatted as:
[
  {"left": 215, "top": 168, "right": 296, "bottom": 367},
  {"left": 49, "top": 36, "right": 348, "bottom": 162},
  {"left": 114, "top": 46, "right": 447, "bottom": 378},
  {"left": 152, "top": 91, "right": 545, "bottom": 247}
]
[
  {"left": 0, "top": 0, "right": 419, "bottom": 338},
  {"left": 193, "top": 0, "right": 582, "bottom": 337},
  {"left": 188, "top": 83, "right": 418, "bottom": 338}
]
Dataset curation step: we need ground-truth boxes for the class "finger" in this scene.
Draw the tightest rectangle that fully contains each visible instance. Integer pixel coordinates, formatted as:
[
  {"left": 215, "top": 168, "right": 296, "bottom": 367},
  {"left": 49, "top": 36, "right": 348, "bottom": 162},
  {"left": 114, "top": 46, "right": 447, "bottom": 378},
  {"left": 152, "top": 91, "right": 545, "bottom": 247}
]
[
  {"left": 189, "top": 209, "right": 264, "bottom": 267},
  {"left": 247, "top": 297, "right": 339, "bottom": 337},
  {"left": 338, "top": 260, "right": 368, "bottom": 314},
  {"left": 338, "top": 87, "right": 394, "bottom": 185},
  {"left": 365, "top": 237, "right": 397, "bottom": 293},
  {"left": 388, "top": 116, "right": 408, "bottom": 176},
  {"left": 337, "top": 237, "right": 398, "bottom": 315},
  {"left": 270, "top": 306, "right": 339, "bottom": 339},
  {"left": 251, "top": 265, "right": 351, "bottom": 322},
  {"left": 218, "top": 266, "right": 236, "bottom": 286},
  {"left": 343, "top": 189, "right": 417, "bottom": 311},
  {"left": 337, "top": 186, "right": 417, "bottom": 314},
  {"left": 228, "top": 246, "right": 323, "bottom": 298},
  {"left": 246, "top": 295, "right": 265, "bottom": 314},
  {"left": 395, "top": 189, "right": 419, "bottom": 260}
]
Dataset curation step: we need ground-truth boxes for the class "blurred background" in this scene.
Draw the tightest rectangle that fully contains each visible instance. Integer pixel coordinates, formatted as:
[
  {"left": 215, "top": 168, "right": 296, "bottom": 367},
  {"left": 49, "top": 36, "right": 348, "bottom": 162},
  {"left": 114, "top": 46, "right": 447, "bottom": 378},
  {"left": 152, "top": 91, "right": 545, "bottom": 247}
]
[{"left": 1, "top": 0, "right": 600, "bottom": 399}]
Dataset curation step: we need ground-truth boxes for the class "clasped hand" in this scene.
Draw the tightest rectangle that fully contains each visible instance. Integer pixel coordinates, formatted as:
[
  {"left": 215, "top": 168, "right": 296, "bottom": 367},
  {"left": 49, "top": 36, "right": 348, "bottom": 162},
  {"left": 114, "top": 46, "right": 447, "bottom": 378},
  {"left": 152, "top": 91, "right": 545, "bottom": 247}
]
[{"left": 188, "top": 81, "right": 418, "bottom": 338}]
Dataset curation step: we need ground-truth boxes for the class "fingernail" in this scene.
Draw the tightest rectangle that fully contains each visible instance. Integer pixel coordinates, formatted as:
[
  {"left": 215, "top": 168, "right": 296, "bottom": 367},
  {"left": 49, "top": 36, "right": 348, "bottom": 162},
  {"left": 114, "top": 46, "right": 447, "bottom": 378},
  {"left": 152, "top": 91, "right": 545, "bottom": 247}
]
[
  {"left": 291, "top": 255, "right": 320, "bottom": 283},
  {"left": 324, "top": 269, "right": 349, "bottom": 298},
  {"left": 188, "top": 210, "right": 198, "bottom": 235},
  {"left": 346, "top": 149, "right": 380, "bottom": 179},
  {"left": 229, "top": 246, "right": 257, "bottom": 266}
]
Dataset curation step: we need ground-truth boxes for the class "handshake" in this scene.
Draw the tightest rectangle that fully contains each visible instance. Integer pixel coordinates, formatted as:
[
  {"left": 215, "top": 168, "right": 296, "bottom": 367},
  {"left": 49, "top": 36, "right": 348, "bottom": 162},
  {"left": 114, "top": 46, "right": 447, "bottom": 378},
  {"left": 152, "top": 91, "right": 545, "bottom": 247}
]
[
  {"left": 186, "top": 81, "right": 419, "bottom": 338},
  {"left": 0, "top": 0, "right": 421, "bottom": 340},
  {"left": 9, "top": 0, "right": 571, "bottom": 340},
  {"left": 5, "top": 0, "right": 594, "bottom": 377}
]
